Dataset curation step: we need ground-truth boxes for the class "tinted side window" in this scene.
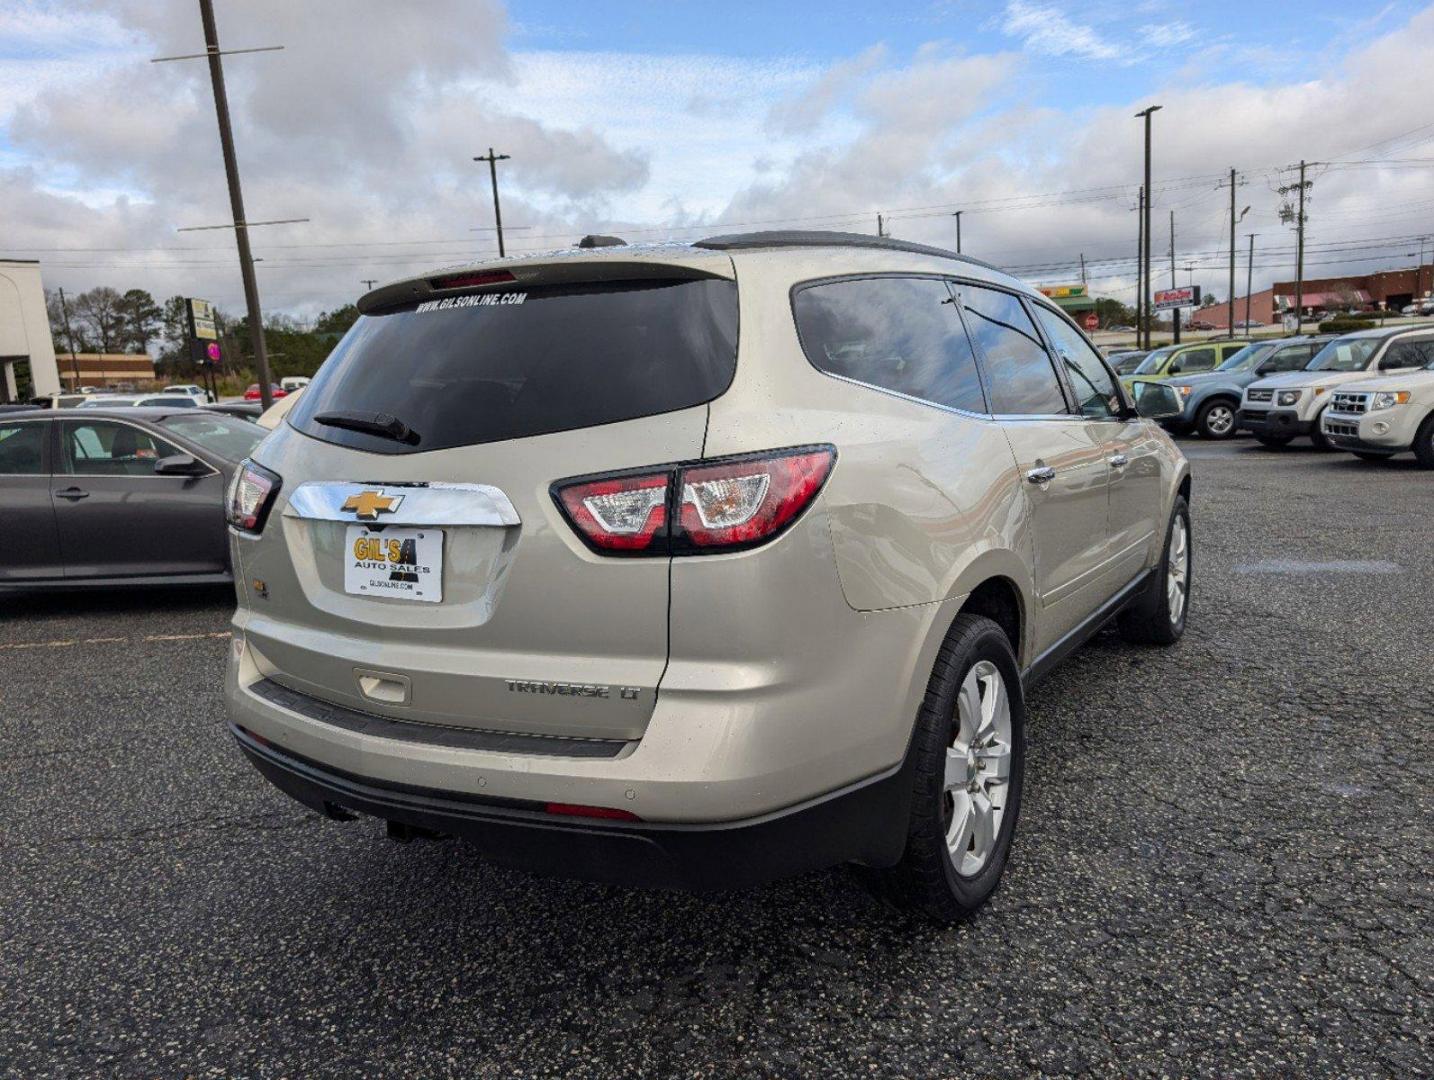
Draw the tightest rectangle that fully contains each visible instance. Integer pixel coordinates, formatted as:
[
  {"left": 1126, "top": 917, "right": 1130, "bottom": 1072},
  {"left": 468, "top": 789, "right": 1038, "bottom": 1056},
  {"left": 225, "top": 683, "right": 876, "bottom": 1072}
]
[
  {"left": 792, "top": 276, "right": 987, "bottom": 413},
  {"left": 62, "top": 421, "right": 182, "bottom": 476},
  {"left": 1269, "top": 346, "right": 1312, "bottom": 372},
  {"left": 960, "top": 286, "right": 1068, "bottom": 415},
  {"left": 1381, "top": 339, "right": 1434, "bottom": 370},
  {"left": 1175, "top": 347, "right": 1218, "bottom": 374},
  {"left": 1031, "top": 305, "right": 1119, "bottom": 418},
  {"left": 0, "top": 422, "right": 46, "bottom": 475}
]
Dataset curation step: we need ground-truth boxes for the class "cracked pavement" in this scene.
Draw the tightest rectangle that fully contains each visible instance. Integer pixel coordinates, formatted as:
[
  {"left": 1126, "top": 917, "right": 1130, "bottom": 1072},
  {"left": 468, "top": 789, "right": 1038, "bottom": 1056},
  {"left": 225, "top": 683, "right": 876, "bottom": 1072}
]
[{"left": 1, "top": 438, "right": 1430, "bottom": 1078}]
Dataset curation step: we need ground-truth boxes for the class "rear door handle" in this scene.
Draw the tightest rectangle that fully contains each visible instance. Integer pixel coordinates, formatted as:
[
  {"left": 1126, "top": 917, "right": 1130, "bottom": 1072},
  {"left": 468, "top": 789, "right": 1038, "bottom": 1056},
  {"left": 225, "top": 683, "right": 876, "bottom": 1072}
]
[
  {"left": 1109, "top": 454, "right": 1130, "bottom": 469},
  {"left": 1025, "top": 466, "right": 1056, "bottom": 485},
  {"left": 56, "top": 487, "right": 89, "bottom": 501}
]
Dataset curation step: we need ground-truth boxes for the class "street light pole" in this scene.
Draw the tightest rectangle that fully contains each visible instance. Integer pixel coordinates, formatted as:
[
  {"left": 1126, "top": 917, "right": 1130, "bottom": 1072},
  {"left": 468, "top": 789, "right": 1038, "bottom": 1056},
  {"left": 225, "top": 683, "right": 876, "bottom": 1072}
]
[
  {"left": 474, "top": 148, "right": 511, "bottom": 257},
  {"left": 1135, "top": 105, "right": 1162, "bottom": 349},
  {"left": 952, "top": 210, "right": 963, "bottom": 254}
]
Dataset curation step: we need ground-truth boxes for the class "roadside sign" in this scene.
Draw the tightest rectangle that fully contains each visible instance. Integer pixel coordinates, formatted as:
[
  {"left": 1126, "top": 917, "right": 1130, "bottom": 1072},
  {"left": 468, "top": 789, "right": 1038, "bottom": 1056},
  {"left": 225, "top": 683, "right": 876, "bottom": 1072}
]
[
  {"left": 1153, "top": 286, "right": 1201, "bottom": 311},
  {"left": 206, "top": 341, "right": 221, "bottom": 363},
  {"left": 1082, "top": 313, "right": 1099, "bottom": 331},
  {"left": 1039, "top": 284, "right": 1087, "bottom": 299},
  {"left": 188, "top": 298, "right": 218, "bottom": 341}
]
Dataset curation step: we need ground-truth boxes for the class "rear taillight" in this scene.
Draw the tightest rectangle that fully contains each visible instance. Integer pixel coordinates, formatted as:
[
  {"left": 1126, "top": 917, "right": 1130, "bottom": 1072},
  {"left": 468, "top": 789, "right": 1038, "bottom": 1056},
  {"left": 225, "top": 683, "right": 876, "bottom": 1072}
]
[
  {"left": 226, "top": 459, "right": 281, "bottom": 534},
  {"left": 552, "top": 446, "right": 834, "bottom": 557}
]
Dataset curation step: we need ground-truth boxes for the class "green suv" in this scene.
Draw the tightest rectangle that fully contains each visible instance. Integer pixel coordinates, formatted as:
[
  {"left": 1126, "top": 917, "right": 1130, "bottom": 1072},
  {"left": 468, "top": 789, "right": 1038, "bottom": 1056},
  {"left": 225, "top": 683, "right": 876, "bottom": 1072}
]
[{"left": 1120, "top": 339, "right": 1249, "bottom": 398}]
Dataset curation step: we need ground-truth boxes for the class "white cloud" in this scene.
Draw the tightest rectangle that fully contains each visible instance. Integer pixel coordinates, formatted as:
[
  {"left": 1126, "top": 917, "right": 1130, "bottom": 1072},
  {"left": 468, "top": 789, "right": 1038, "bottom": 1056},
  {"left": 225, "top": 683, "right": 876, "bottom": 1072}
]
[
  {"left": 1001, "top": 2, "right": 1128, "bottom": 63},
  {"left": 1141, "top": 21, "right": 1197, "bottom": 48}
]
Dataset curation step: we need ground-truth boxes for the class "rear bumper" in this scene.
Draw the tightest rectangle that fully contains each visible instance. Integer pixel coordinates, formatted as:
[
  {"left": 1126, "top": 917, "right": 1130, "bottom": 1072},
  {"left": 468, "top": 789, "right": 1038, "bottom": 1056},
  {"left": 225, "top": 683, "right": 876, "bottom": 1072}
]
[
  {"left": 1237, "top": 407, "right": 1310, "bottom": 438},
  {"left": 232, "top": 722, "right": 911, "bottom": 891}
]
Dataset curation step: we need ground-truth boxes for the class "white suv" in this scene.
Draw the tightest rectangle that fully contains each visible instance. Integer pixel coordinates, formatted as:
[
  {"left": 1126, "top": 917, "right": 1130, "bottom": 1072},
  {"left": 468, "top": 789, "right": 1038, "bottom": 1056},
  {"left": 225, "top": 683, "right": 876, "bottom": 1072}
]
[
  {"left": 1321, "top": 349, "right": 1434, "bottom": 466},
  {"left": 1237, "top": 326, "right": 1434, "bottom": 448}
]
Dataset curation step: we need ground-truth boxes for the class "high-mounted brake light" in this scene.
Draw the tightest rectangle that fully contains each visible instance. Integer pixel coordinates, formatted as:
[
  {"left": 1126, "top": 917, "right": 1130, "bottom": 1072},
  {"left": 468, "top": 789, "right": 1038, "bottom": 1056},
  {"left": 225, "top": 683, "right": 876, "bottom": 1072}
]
[
  {"left": 226, "top": 459, "right": 282, "bottom": 534},
  {"left": 552, "top": 446, "right": 835, "bottom": 557},
  {"left": 428, "top": 270, "right": 515, "bottom": 290}
]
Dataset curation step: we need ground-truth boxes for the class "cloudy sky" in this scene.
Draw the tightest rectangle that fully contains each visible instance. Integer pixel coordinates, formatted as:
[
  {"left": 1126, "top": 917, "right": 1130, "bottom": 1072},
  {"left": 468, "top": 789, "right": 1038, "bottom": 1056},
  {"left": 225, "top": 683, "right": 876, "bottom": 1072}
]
[{"left": 4, "top": 0, "right": 1434, "bottom": 320}]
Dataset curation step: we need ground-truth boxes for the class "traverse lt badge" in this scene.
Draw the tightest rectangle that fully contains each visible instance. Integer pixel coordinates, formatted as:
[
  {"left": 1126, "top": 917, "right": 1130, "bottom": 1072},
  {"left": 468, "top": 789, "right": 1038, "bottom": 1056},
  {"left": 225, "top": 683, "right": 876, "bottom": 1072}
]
[{"left": 342, "top": 489, "right": 403, "bottom": 521}]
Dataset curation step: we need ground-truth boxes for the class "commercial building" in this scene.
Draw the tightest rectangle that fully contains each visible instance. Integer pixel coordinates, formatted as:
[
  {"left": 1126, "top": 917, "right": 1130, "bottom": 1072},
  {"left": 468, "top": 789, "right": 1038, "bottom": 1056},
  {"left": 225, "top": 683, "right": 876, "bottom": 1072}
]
[
  {"left": 0, "top": 260, "right": 62, "bottom": 402},
  {"left": 1199, "top": 263, "right": 1433, "bottom": 330},
  {"left": 55, "top": 353, "right": 158, "bottom": 390}
]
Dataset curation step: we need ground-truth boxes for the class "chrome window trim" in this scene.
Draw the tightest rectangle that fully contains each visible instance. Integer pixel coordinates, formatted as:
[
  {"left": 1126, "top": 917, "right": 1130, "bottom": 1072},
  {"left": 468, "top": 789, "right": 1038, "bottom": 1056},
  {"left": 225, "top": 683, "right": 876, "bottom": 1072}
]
[
  {"left": 809, "top": 370, "right": 995, "bottom": 421},
  {"left": 285, "top": 481, "right": 521, "bottom": 527},
  {"left": 56, "top": 416, "right": 220, "bottom": 479}
]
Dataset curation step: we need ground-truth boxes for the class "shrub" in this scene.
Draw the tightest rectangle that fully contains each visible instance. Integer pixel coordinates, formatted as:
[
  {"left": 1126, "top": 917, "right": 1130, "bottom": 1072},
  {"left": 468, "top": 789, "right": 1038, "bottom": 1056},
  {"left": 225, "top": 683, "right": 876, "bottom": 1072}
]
[{"left": 1319, "top": 318, "right": 1375, "bottom": 334}]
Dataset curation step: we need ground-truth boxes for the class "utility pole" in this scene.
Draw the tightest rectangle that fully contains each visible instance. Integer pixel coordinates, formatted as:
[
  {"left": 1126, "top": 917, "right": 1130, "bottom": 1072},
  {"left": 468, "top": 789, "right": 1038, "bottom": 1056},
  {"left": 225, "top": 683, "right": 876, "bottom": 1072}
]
[
  {"left": 1079, "top": 252, "right": 1086, "bottom": 284},
  {"left": 1228, "top": 168, "right": 1237, "bottom": 339},
  {"left": 189, "top": 0, "right": 276, "bottom": 410},
  {"left": 1169, "top": 210, "right": 1181, "bottom": 343},
  {"left": 1279, "top": 161, "right": 1311, "bottom": 335},
  {"left": 473, "top": 147, "right": 511, "bottom": 257},
  {"left": 1136, "top": 186, "right": 1145, "bottom": 345},
  {"left": 952, "top": 210, "right": 963, "bottom": 254},
  {"left": 56, "top": 286, "right": 82, "bottom": 389},
  {"left": 1135, "top": 105, "right": 1161, "bottom": 349},
  {"left": 360, "top": 278, "right": 378, "bottom": 291},
  {"left": 1245, "top": 234, "right": 1256, "bottom": 331},
  {"left": 877, "top": 213, "right": 886, "bottom": 238}
]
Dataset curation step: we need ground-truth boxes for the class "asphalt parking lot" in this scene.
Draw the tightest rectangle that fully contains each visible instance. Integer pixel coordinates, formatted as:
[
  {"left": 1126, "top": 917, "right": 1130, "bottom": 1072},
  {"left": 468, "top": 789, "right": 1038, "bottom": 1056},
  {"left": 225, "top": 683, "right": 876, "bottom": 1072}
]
[{"left": 2, "top": 439, "right": 1430, "bottom": 1079}]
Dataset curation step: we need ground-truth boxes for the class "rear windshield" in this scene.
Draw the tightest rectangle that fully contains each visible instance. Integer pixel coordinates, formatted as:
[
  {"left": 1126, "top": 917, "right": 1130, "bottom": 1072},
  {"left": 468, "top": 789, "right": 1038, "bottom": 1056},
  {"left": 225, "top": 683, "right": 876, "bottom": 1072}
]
[
  {"left": 1133, "top": 348, "right": 1173, "bottom": 374},
  {"left": 290, "top": 278, "right": 739, "bottom": 454}
]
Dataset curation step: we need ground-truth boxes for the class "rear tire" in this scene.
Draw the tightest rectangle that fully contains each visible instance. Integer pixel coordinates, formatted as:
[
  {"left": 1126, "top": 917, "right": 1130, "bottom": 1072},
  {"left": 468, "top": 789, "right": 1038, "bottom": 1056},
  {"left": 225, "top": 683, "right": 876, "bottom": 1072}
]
[
  {"left": 1195, "top": 399, "right": 1238, "bottom": 440},
  {"left": 879, "top": 613, "right": 1025, "bottom": 924},
  {"left": 1256, "top": 435, "right": 1291, "bottom": 448},
  {"left": 1118, "top": 496, "right": 1191, "bottom": 646},
  {"left": 1414, "top": 415, "right": 1434, "bottom": 469}
]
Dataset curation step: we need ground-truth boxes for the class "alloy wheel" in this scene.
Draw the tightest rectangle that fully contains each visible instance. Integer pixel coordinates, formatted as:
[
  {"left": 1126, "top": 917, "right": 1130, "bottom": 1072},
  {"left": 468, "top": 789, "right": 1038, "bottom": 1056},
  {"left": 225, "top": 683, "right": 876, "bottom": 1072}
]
[
  {"left": 1204, "top": 404, "right": 1235, "bottom": 437},
  {"left": 943, "top": 660, "right": 1013, "bottom": 876},
  {"left": 1167, "top": 517, "right": 1189, "bottom": 625}
]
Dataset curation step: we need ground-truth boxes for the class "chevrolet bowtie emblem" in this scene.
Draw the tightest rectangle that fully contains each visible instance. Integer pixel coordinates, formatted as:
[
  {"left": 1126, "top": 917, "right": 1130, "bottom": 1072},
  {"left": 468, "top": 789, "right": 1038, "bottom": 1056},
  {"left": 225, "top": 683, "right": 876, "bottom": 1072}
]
[{"left": 342, "top": 489, "right": 402, "bottom": 520}]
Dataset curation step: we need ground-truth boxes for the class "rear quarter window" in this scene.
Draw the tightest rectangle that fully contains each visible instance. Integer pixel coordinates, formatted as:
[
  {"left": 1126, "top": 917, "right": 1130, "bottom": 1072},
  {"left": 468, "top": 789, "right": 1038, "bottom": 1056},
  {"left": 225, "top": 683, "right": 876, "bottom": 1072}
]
[
  {"left": 290, "top": 278, "right": 739, "bottom": 454},
  {"left": 791, "top": 276, "right": 987, "bottom": 414}
]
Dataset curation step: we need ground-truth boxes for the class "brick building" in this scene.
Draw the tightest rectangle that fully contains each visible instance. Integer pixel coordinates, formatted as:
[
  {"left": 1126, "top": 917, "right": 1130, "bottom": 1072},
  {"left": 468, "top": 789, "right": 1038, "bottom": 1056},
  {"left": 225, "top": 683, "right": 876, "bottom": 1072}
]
[
  {"left": 1200, "top": 263, "right": 1433, "bottom": 330},
  {"left": 55, "top": 353, "right": 157, "bottom": 390}
]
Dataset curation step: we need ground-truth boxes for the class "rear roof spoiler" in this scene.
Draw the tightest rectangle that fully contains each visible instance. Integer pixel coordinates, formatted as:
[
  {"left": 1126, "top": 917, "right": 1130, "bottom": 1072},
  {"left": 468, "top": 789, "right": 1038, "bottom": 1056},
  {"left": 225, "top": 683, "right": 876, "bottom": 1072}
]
[{"left": 357, "top": 252, "right": 729, "bottom": 315}]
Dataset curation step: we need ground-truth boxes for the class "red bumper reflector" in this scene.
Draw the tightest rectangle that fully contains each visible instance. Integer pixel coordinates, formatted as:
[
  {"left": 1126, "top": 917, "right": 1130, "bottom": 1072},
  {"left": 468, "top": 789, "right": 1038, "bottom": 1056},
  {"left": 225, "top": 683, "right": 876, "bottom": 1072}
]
[{"left": 544, "top": 802, "right": 642, "bottom": 822}]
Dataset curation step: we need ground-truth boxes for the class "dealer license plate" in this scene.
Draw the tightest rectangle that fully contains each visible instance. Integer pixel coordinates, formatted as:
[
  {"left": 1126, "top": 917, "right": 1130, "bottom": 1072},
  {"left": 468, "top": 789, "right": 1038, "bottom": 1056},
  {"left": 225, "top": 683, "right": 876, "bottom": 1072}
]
[{"left": 343, "top": 525, "right": 443, "bottom": 603}]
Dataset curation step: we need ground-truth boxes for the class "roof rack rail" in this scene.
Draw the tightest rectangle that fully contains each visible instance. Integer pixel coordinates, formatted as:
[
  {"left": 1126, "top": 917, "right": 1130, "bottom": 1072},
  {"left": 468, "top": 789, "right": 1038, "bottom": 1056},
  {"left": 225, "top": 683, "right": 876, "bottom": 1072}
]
[{"left": 693, "top": 229, "right": 1002, "bottom": 272}]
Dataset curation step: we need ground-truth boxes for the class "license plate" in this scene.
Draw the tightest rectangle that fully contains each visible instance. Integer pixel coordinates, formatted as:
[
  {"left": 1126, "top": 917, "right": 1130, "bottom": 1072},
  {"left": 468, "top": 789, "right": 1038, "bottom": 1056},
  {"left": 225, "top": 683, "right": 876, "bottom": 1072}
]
[{"left": 344, "top": 525, "right": 443, "bottom": 603}]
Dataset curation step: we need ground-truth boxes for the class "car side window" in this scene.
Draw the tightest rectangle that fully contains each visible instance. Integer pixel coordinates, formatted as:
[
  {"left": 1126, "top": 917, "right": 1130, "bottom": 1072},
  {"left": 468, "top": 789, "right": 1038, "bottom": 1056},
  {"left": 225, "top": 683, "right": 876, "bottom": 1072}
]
[
  {"left": 1030, "top": 305, "right": 1119, "bottom": 418},
  {"left": 0, "top": 422, "right": 46, "bottom": 475},
  {"left": 1381, "top": 339, "right": 1434, "bottom": 370},
  {"left": 1175, "top": 347, "right": 1218, "bottom": 374},
  {"left": 791, "top": 275, "right": 988, "bottom": 414},
  {"left": 1270, "top": 346, "right": 1311, "bottom": 372},
  {"left": 62, "top": 421, "right": 183, "bottom": 477},
  {"left": 959, "top": 286, "right": 1068, "bottom": 415}
]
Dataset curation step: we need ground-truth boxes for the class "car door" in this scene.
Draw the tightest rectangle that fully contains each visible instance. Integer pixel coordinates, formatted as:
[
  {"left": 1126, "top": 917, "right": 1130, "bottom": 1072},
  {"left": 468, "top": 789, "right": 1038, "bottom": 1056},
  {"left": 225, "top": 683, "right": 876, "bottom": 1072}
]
[
  {"left": 0, "top": 418, "right": 63, "bottom": 582},
  {"left": 955, "top": 283, "right": 1111, "bottom": 650},
  {"left": 1031, "top": 303, "right": 1163, "bottom": 588},
  {"left": 53, "top": 417, "right": 227, "bottom": 579}
]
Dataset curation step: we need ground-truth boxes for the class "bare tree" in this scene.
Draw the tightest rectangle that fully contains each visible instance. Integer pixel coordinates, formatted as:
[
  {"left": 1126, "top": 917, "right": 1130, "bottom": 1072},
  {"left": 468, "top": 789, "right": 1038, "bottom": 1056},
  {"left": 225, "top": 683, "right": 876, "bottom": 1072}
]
[{"left": 69, "top": 287, "right": 127, "bottom": 355}]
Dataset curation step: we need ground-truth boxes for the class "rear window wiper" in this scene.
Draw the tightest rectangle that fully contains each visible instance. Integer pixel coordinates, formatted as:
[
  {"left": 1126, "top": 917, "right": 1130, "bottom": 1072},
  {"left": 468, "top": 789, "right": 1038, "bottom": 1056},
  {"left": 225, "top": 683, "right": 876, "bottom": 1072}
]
[{"left": 313, "top": 410, "right": 421, "bottom": 446}]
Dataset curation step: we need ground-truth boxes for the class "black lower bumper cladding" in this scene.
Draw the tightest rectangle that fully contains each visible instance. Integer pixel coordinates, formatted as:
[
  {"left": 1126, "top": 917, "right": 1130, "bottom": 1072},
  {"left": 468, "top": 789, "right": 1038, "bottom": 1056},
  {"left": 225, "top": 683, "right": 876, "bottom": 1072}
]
[{"left": 231, "top": 723, "right": 912, "bottom": 892}]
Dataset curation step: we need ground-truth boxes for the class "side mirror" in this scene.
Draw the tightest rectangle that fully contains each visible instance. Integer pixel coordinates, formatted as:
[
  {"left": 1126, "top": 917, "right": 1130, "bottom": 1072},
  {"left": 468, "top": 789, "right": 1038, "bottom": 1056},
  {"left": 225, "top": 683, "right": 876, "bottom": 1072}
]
[
  {"left": 154, "top": 453, "right": 208, "bottom": 477},
  {"left": 1132, "top": 382, "right": 1183, "bottom": 420},
  {"left": 1167, "top": 362, "right": 1182, "bottom": 375}
]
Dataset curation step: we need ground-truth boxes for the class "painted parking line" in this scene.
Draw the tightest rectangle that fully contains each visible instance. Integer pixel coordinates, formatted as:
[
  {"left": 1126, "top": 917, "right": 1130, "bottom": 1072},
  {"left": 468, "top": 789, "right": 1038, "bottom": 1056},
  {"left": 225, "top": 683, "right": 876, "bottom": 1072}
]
[{"left": 0, "top": 631, "right": 230, "bottom": 652}]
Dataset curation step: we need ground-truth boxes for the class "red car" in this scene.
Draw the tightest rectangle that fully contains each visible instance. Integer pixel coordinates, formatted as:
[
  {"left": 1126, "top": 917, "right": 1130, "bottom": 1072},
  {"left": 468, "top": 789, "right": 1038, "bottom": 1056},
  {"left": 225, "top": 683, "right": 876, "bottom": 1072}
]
[{"left": 243, "top": 384, "right": 287, "bottom": 401}]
